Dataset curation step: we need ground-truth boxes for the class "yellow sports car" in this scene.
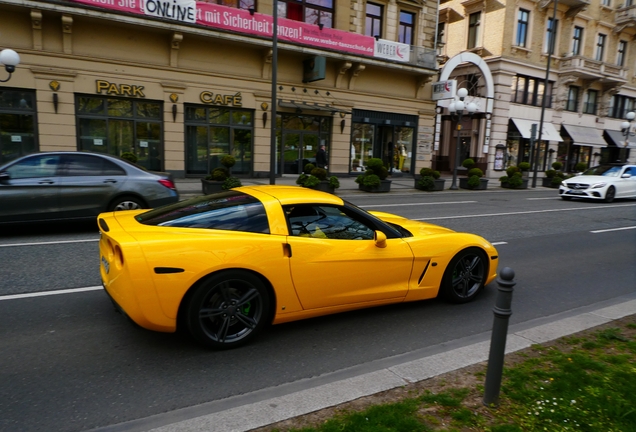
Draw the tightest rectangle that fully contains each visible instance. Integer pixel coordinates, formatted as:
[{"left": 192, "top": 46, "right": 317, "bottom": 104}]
[{"left": 99, "top": 185, "right": 498, "bottom": 349}]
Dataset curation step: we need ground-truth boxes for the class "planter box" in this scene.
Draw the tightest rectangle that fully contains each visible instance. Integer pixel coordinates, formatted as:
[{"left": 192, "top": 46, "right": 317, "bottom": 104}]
[
  {"left": 542, "top": 177, "right": 560, "bottom": 188},
  {"left": 359, "top": 179, "right": 392, "bottom": 193},
  {"left": 500, "top": 178, "right": 529, "bottom": 189},
  {"left": 201, "top": 179, "right": 225, "bottom": 195},
  {"left": 459, "top": 177, "right": 489, "bottom": 190},
  {"left": 306, "top": 180, "right": 336, "bottom": 194},
  {"left": 414, "top": 178, "right": 446, "bottom": 191}
]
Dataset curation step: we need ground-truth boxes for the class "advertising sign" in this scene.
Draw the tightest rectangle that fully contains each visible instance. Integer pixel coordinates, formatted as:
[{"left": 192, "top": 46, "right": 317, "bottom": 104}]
[
  {"left": 431, "top": 80, "right": 457, "bottom": 100},
  {"left": 374, "top": 39, "right": 410, "bottom": 63}
]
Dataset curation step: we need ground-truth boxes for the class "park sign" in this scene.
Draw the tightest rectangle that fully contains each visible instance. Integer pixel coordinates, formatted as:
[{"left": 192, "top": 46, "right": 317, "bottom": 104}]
[{"left": 431, "top": 80, "right": 456, "bottom": 100}]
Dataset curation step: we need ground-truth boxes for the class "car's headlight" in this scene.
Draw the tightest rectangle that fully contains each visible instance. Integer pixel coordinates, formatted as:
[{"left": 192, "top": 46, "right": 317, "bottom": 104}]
[
  {"left": 561, "top": 180, "right": 567, "bottom": 187},
  {"left": 591, "top": 182, "right": 607, "bottom": 189}
]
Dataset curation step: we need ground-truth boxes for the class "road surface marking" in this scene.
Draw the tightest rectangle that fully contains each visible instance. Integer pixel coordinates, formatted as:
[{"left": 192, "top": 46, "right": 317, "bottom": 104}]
[
  {"left": 0, "top": 286, "right": 102, "bottom": 301},
  {"left": 590, "top": 226, "right": 636, "bottom": 234},
  {"left": 0, "top": 238, "right": 99, "bottom": 248},
  {"left": 490, "top": 242, "right": 508, "bottom": 245},
  {"left": 361, "top": 201, "right": 477, "bottom": 208}
]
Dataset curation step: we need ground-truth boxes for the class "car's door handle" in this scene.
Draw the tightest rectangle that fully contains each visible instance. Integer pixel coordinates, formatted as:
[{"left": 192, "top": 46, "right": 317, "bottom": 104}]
[
  {"left": 283, "top": 243, "right": 292, "bottom": 258},
  {"left": 103, "top": 179, "right": 118, "bottom": 183},
  {"left": 38, "top": 180, "right": 55, "bottom": 185}
]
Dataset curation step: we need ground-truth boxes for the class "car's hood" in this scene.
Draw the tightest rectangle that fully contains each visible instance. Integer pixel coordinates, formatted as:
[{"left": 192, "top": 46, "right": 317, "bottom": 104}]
[
  {"left": 369, "top": 211, "right": 454, "bottom": 235},
  {"left": 565, "top": 175, "right": 612, "bottom": 184}
]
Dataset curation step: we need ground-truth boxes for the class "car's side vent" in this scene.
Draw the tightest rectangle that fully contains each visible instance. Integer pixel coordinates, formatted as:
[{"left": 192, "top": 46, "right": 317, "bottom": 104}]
[
  {"left": 418, "top": 261, "right": 431, "bottom": 285},
  {"left": 154, "top": 267, "right": 185, "bottom": 274},
  {"left": 98, "top": 218, "right": 109, "bottom": 232}
]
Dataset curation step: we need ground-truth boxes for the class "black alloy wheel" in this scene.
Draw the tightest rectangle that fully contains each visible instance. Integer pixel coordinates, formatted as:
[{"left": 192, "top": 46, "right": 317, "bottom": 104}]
[
  {"left": 186, "top": 270, "right": 269, "bottom": 349},
  {"left": 109, "top": 196, "right": 145, "bottom": 211},
  {"left": 604, "top": 186, "right": 616, "bottom": 203},
  {"left": 440, "top": 248, "right": 487, "bottom": 303}
]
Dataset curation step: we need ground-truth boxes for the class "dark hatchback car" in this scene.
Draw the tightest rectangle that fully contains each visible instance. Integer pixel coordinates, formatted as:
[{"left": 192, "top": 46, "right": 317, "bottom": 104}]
[{"left": 0, "top": 151, "right": 179, "bottom": 224}]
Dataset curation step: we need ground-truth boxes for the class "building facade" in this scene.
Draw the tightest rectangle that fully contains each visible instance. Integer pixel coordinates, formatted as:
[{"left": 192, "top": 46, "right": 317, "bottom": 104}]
[
  {"left": 436, "top": 0, "right": 636, "bottom": 177},
  {"left": 0, "top": 0, "right": 441, "bottom": 179}
]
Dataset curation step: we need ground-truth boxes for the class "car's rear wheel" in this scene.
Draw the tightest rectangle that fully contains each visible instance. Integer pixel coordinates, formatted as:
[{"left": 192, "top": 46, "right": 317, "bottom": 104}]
[
  {"left": 186, "top": 270, "right": 269, "bottom": 349},
  {"left": 109, "top": 196, "right": 145, "bottom": 211},
  {"left": 604, "top": 186, "right": 616, "bottom": 203},
  {"left": 440, "top": 248, "right": 487, "bottom": 303}
]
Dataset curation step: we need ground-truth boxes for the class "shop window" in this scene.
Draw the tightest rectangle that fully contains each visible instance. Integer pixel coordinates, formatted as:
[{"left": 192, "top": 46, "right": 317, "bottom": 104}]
[
  {"left": 398, "top": 11, "right": 415, "bottom": 45},
  {"left": 515, "top": 9, "right": 529, "bottom": 48},
  {"left": 185, "top": 105, "right": 254, "bottom": 176},
  {"left": 215, "top": 0, "right": 255, "bottom": 9},
  {"left": 583, "top": 90, "right": 598, "bottom": 115},
  {"left": 566, "top": 86, "right": 579, "bottom": 112},
  {"left": 351, "top": 123, "right": 374, "bottom": 172},
  {"left": 75, "top": 95, "right": 163, "bottom": 171},
  {"left": 0, "top": 89, "right": 38, "bottom": 165},
  {"left": 278, "top": 0, "right": 333, "bottom": 28},
  {"left": 365, "top": 2, "right": 383, "bottom": 38}
]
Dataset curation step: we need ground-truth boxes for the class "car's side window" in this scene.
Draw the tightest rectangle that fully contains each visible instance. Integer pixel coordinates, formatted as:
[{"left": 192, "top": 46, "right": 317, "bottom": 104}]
[
  {"left": 61, "top": 154, "right": 125, "bottom": 176},
  {"left": 285, "top": 205, "right": 375, "bottom": 240},
  {"left": 4, "top": 155, "right": 60, "bottom": 179}
]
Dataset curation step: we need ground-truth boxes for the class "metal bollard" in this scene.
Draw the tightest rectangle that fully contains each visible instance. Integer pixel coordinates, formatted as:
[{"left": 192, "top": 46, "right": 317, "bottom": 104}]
[{"left": 483, "top": 267, "right": 516, "bottom": 407}]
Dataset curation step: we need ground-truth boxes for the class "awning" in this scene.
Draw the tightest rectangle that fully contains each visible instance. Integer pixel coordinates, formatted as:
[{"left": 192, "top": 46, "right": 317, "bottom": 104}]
[
  {"left": 561, "top": 124, "right": 607, "bottom": 148},
  {"left": 510, "top": 118, "right": 563, "bottom": 142},
  {"left": 604, "top": 129, "right": 636, "bottom": 149},
  {"left": 278, "top": 100, "right": 350, "bottom": 114}
]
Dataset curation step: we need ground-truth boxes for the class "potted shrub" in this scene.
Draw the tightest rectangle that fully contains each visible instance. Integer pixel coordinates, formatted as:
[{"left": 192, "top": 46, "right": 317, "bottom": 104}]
[
  {"left": 415, "top": 168, "right": 445, "bottom": 191},
  {"left": 500, "top": 171, "right": 527, "bottom": 189},
  {"left": 296, "top": 165, "right": 340, "bottom": 194},
  {"left": 355, "top": 158, "right": 391, "bottom": 192},
  {"left": 542, "top": 169, "right": 557, "bottom": 187},
  {"left": 120, "top": 151, "right": 138, "bottom": 164},
  {"left": 574, "top": 162, "right": 588, "bottom": 173},
  {"left": 552, "top": 161, "right": 563, "bottom": 171},
  {"left": 201, "top": 155, "right": 243, "bottom": 194},
  {"left": 459, "top": 167, "right": 489, "bottom": 190}
]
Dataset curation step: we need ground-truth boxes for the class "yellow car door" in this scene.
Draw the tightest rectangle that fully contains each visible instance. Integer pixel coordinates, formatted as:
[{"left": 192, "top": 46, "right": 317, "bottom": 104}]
[{"left": 285, "top": 204, "right": 414, "bottom": 310}]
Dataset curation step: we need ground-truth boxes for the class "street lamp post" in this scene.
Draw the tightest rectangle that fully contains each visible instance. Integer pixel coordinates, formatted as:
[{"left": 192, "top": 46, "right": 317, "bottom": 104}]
[
  {"left": 620, "top": 111, "right": 635, "bottom": 163},
  {"left": 448, "top": 88, "right": 477, "bottom": 190},
  {"left": 0, "top": 49, "right": 21, "bottom": 83}
]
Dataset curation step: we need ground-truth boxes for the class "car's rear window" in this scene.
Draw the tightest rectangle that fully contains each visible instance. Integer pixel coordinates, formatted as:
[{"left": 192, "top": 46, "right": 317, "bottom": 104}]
[{"left": 136, "top": 191, "right": 270, "bottom": 234}]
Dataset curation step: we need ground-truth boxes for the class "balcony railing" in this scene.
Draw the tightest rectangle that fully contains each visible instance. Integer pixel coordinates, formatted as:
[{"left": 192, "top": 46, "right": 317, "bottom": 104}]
[{"left": 559, "top": 55, "right": 627, "bottom": 82}]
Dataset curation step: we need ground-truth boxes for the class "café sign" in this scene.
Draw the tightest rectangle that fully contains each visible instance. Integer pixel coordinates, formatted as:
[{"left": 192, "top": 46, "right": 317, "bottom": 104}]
[{"left": 200, "top": 91, "right": 242, "bottom": 106}]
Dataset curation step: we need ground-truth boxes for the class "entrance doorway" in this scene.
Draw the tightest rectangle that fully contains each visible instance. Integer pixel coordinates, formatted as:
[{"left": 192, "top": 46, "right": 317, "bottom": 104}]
[{"left": 280, "top": 132, "right": 320, "bottom": 174}]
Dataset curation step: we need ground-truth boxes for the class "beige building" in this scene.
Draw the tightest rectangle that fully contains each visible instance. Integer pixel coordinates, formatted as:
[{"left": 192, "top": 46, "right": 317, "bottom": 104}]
[
  {"left": 0, "top": 0, "right": 443, "bottom": 180},
  {"left": 436, "top": 0, "right": 636, "bottom": 177}
]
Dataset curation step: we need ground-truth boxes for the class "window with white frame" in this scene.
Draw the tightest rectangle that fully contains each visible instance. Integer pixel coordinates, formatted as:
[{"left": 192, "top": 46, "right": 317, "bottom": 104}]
[
  {"left": 365, "top": 2, "right": 383, "bottom": 38},
  {"left": 278, "top": 0, "right": 333, "bottom": 28},
  {"left": 601, "top": 0, "right": 610, "bottom": 6},
  {"left": 566, "top": 86, "right": 579, "bottom": 112},
  {"left": 398, "top": 11, "right": 415, "bottom": 45},
  {"left": 583, "top": 90, "right": 598, "bottom": 115},
  {"left": 595, "top": 34, "right": 606, "bottom": 61},
  {"left": 572, "top": 26, "right": 583, "bottom": 56},
  {"left": 516, "top": 9, "right": 529, "bottom": 47},
  {"left": 617, "top": 40, "right": 627, "bottom": 66},
  {"left": 609, "top": 95, "right": 635, "bottom": 119},
  {"left": 467, "top": 12, "right": 481, "bottom": 49},
  {"left": 437, "top": 22, "right": 446, "bottom": 56},
  {"left": 545, "top": 18, "right": 558, "bottom": 54}
]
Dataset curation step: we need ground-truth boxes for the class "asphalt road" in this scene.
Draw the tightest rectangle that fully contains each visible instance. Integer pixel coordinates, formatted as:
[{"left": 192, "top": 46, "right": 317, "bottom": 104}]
[{"left": 1, "top": 188, "right": 635, "bottom": 432}]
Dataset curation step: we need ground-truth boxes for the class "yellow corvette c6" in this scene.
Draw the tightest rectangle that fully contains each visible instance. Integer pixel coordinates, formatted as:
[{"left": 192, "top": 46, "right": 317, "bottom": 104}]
[{"left": 99, "top": 185, "right": 498, "bottom": 349}]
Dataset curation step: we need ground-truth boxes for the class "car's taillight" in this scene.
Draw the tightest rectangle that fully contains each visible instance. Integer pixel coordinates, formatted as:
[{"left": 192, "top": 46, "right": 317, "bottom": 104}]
[{"left": 158, "top": 179, "right": 176, "bottom": 190}]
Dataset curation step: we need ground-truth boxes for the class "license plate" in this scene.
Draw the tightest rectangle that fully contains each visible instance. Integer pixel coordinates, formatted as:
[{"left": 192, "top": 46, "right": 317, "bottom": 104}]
[
  {"left": 101, "top": 256, "right": 110, "bottom": 274},
  {"left": 568, "top": 190, "right": 585, "bottom": 195}
]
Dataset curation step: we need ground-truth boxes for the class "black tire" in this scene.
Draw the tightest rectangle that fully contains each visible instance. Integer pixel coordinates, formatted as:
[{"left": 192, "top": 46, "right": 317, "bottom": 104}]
[
  {"left": 186, "top": 270, "right": 270, "bottom": 349},
  {"left": 108, "top": 196, "right": 145, "bottom": 212},
  {"left": 440, "top": 248, "right": 487, "bottom": 303},
  {"left": 561, "top": 196, "right": 572, "bottom": 201},
  {"left": 604, "top": 186, "right": 616, "bottom": 203}
]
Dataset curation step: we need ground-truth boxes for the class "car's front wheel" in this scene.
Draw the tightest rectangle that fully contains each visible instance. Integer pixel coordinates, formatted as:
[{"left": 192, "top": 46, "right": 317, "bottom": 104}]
[
  {"left": 604, "top": 186, "right": 616, "bottom": 203},
  {"left": 440, "top": 248, "right": 487, "bottom": 303},
  {"left": 109, "top": 196, "right": 145, "bottom": 211},
  {"left": 186, "top": 271, "right": 270, "bottom": 349}
]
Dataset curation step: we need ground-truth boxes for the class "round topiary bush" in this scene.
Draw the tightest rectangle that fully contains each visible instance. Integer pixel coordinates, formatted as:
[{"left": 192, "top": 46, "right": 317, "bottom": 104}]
[
  {"left": 551, "top": 176, "right": 564, "bottom": 187},
  {"left": 552, "top": 161, "right": 563, "bottom": 170},
  {"left": 222, "top": 177, "right": 242, "bottom": 190},
  {"left": 310, "top": 167, "right": 327, "bottom": 181},
  {"left": 296, "top": 173, "right": 308, "bottom": 185},
  {"left": 545, "top": 169, "right": 556, "bottom": 179},
  {"left": 328, "top": 176, "right": 340, "bottom": 189},
  {"left": 366, "top": 158, "right": 388, "bottom": 180},
  {"left": 575, "top": 162, "right": 587, "bottom": 172},
  {"left": 221, "top": 155, "right": 236, "bottom": 168},
  {"left": 417, "top": 176, "right": 436, "bottom": 191},
  {"left": 499, "top": 175, "right": 509, "bottom": 183},
  {"left": 462, "top": 158, "right": 476, "bottom": 169},
  {"left": 518, "top": 162, "right": 531, "bottom": 171},
  {"left": 120, "top": 152, "right": 138, "bottom": 164},
  {"left": 361, "top": 174, "right": 381, "bottom": 188},
  {"left": 209, "top": 167, "right": 229, "bottom": 181},
  {"left": 303, "top": 163, "right": 315, "bottom": 175},
  {"left": 419, "top": 168, "right": 440, "bottom": 179},
  {"left": 302, "top": 175, "right": 321, "bottom": 188},
  {"left": 508, "top": 175, "right": 523, "bottom": 188},
  {"left": 467, "top": 175, "right": 481, "bottom": 189},
  {"left": 506, "top": 166, "right": 520, "bottom": 177},
  {"left": 467, "top": 167, "right": 484, "bottom": 178}
]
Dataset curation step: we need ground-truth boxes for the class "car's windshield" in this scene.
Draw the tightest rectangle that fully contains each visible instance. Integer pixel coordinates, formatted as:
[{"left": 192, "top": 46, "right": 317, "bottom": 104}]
[{"left": 582, "top": 165, "right": 622, "bottom": 177}]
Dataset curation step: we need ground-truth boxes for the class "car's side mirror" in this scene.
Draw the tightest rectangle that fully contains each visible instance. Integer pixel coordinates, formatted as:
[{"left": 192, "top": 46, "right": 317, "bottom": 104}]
[
  {"left": 374, "top": 230, "right": 387, "bottom": 248},
  {"left": 621, "top": 173, "right": 631, "bottom": 179}
]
